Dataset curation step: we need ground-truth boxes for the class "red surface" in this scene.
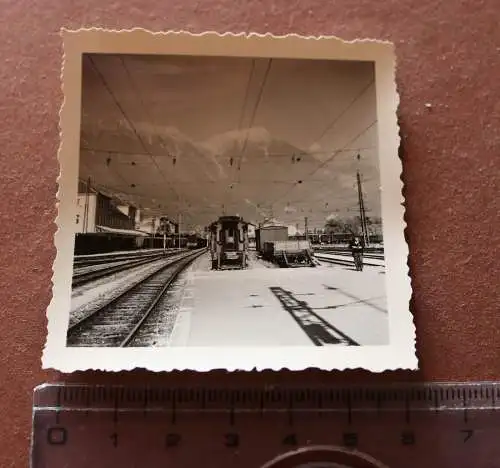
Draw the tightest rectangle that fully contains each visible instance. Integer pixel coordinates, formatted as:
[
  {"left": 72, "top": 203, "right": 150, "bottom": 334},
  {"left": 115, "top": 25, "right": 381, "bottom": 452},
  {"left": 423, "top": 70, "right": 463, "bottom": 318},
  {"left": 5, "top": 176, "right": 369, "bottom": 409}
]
[{"left": 0, "top": 0, "right": 499, "bottom": 466}]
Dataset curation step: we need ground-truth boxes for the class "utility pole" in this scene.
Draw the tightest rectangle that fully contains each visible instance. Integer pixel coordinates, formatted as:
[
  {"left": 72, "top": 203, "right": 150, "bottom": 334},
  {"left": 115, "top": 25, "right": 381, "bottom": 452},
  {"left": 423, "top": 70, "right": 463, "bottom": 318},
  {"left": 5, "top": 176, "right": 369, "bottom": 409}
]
[
  {"left": 83, "top": 177, "right": 91, "bottom": 234},
  {"left": 151, "top": 217, "right": 156, "bottom": 249},
  {"left": 304, "top": 216, "right": 309, "bottom": 242},
  {"left": 356, "top": 162, "right": 370, "bottom": 247},
  {"left": 178, "top": 213, "right": 182, "bottom": 250},
  {"left": 162, "top": 219, "right": 167, "bottom": 254}
]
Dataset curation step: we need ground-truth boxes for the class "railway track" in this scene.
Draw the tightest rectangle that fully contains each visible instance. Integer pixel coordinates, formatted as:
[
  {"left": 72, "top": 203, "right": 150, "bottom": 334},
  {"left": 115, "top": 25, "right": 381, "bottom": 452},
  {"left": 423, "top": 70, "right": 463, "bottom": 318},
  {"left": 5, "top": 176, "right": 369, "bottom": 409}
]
[
  {"left": 66, "top": 249, "right": 205, "bottom": 347},
  {"left": 314, "top": 249, "right": 384, "bottom": 260},
  {"left": 314, "top": 253, "right": 385, "bottom": 268},
  {"left": 71, "top": 250, "right": 190, "bottom": 288},
  {"left": 73, "top": 249, "right": 171, "bottom": 268}
]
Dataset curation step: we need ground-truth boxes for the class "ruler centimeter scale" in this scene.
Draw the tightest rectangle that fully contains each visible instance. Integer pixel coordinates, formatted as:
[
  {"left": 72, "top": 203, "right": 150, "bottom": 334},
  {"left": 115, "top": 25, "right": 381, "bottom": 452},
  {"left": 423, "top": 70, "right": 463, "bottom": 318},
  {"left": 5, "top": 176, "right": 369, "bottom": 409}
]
[{"left": 31, "top": 382, "right": 500, "bottom": 468}]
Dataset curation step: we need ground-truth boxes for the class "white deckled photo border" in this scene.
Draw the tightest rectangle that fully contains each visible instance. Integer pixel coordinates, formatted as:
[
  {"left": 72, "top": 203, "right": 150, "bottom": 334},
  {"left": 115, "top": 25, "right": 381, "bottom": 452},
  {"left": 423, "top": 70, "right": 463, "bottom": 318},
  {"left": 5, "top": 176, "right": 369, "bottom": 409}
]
[{"left": 42, "top": 29, "right": 417, "bottom": 372}]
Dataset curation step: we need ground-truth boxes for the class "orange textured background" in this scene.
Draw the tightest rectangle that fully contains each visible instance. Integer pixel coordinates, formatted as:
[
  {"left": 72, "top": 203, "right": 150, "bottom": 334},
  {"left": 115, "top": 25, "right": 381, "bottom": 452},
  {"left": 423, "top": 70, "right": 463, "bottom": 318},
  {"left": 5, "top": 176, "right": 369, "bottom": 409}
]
[{"left": 1, "top": 1, "right": 499, "bottom": 466}]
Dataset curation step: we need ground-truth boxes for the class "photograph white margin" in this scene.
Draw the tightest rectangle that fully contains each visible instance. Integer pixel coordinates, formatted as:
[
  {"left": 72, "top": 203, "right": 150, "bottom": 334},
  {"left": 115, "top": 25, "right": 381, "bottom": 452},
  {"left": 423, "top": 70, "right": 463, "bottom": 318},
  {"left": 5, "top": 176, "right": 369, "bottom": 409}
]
[{"left": 42, "top": 28, "right": 417, "bottom": 372}]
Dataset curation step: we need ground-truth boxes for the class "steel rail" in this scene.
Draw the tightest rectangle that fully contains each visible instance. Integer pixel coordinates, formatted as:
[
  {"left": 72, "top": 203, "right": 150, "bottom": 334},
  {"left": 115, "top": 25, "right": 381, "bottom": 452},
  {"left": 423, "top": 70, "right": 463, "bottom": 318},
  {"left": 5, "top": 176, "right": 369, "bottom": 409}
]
[
  {"left": 119, "top": 252, "right": 203, "bottom": 347},
  {"left": 314, "top": 254, "right": 384, "bottom": 268},
  {"left": 67, "top": 249, "right": 206, "bottom": 335},
  {"left": 72, "top": 255, "right": 166, "bottom": 288}
]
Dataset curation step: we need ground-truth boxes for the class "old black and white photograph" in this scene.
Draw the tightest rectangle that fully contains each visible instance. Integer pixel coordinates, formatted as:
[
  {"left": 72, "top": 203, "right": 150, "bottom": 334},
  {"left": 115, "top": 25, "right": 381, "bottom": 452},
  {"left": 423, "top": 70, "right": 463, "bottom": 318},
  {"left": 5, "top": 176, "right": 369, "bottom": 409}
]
[{"left": 44, "top": 31, "right": 416, "bottom": 371}]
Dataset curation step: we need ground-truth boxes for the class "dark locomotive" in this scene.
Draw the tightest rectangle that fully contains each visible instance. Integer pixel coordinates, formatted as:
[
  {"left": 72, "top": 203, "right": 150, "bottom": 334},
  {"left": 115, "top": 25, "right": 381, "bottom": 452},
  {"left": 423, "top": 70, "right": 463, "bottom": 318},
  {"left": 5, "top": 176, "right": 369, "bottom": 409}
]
[
  {"left": 186, "top": 233, "right": 208, "bottom": 249},
  {"left": 208, "top": 216, "right": 249, "bottom": 270}
]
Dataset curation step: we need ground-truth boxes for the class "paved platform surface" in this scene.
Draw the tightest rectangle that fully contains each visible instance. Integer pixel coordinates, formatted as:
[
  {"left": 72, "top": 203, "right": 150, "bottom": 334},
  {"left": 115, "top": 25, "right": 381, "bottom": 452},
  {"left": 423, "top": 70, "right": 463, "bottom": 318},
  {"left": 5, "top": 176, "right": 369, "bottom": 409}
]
[{"left": 169, "top": 252, "right": 389, "bottom": 347}]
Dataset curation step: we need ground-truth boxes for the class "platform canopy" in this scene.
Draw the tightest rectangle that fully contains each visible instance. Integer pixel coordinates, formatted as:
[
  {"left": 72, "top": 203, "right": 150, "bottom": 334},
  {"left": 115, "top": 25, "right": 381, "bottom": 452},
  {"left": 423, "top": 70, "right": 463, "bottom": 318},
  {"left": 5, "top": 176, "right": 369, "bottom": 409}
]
[{"left": 79, "top": 53, "right": 381, "bottom": 233}]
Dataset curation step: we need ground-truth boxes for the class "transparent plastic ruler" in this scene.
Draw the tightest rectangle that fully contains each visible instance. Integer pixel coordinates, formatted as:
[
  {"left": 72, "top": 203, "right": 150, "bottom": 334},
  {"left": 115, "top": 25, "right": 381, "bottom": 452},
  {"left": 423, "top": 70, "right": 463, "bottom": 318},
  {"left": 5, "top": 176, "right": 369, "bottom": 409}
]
[{"left": 31, "top": 382, "right": 500, "bottom": 467}]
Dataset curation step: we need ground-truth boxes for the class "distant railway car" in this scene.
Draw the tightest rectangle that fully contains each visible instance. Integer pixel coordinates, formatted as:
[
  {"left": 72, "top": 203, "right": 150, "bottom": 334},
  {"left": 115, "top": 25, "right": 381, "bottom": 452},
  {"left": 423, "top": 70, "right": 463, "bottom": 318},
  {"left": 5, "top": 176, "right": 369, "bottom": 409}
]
[
  {"left": 208, "top": 216, "right": 249, "bottom": 270},
  {"left": 186, "top": 234, "right": 199, "bottom": 249},
  {"left": 255, "top": 225, "right": 288, "bottom": 253},
  {"left": 197, "top": 237, "right": 208, "bottom": 248},
  {"left": 255, "top": 225, "right": 315, "bottom": 268},
  {"left": 186, "top": 234, "right": 209, "bottom": 249}
]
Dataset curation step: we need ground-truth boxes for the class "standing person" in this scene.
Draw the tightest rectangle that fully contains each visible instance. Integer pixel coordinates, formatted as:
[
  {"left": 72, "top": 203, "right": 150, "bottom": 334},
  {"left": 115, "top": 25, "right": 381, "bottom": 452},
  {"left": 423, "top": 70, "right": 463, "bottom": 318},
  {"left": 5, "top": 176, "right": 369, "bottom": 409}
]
[{"left": 348, "top": 236, "right": 364, "bottom": 271}]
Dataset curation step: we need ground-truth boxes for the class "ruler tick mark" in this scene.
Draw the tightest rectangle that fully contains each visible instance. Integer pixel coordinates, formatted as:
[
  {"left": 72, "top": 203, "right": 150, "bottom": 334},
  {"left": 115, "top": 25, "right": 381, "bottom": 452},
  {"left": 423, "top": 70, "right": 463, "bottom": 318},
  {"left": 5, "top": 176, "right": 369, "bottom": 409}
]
[
  {"left": 56, "top": 387, "right": 62, "bottom": 421},
  {"left": 346, "top": 394, "right": 352, "bottom": 424},
  {"left": 405, "top": 396, "right": 411, "bottom": 424},
  {"left": 200, "top": 388, "right": 206, "bottom": 409},
  {"left": 143, "top": 392, "right": 148, "bottom": 417},
  {"left": 171, "top": 399, "right": 177, "bottom": 425},
  {"left": 113, "top": 396, "right": 119, "bottom": 424},
  {"left": 376, "top": 392, "right": 382, "bottom": 415}
]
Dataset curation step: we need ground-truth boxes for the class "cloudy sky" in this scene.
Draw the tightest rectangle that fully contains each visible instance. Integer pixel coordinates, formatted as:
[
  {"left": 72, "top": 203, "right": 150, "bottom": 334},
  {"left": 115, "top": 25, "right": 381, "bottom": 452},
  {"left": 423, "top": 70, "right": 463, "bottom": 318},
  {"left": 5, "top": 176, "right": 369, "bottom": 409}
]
[{"left": 79, "top": 53, "right": 380, "bottom": 232}]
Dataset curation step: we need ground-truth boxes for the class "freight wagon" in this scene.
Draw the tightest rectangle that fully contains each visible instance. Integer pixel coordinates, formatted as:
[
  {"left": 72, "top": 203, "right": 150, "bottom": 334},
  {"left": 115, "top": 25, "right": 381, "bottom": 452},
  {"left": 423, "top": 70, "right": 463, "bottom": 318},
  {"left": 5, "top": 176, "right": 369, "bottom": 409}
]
[
  {"left": 262, "top": 239, "right": 316, "bottom": 267},
  {"left": 256, "top": 225, "right": 315, "bottom": 268},
  {"left": 255, "top": 225, "right": 288, "bottom": 252}
]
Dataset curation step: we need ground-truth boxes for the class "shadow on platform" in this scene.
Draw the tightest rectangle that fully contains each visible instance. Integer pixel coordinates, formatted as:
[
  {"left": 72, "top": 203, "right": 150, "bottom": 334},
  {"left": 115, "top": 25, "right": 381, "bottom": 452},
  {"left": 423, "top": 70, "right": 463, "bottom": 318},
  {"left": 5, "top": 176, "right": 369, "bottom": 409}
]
[
  {"left": 322, "top": 284, "right": 387, "bottom": 314},
  {"left": 269, "top": 287, "right": 359, "bottom": 347}
]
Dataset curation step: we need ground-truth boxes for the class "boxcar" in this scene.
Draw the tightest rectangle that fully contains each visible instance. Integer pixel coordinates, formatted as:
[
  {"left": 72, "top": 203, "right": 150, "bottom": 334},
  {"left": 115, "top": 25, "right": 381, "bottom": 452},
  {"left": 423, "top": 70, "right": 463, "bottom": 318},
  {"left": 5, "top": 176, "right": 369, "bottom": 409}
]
[
  {"left": 208, "top": 216, "right": 249, "bottom": 270},
  {"left": 255, "top": 225, "right": 288, "bottom": 253}
]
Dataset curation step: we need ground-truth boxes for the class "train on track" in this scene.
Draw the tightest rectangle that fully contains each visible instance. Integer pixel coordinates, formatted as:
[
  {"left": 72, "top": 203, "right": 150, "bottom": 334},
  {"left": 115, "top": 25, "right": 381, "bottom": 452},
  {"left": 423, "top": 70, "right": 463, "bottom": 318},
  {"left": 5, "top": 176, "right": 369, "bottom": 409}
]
[
  {"left": 186, "top": 233, "right": 208, "bottom": 250},
  {"left": 208, "top": 216, "right": 249, "bottom": 270},
  {"left": 255, "top": 225, "right": 316, "bottom": 268}
]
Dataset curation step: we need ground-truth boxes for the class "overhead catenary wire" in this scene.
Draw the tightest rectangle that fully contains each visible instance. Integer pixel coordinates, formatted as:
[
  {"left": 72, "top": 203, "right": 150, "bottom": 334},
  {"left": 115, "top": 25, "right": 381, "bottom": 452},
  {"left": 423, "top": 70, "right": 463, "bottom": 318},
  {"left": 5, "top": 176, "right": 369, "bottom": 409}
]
[
  {"left": 120, "top": 57, "right": 179, "bottom": 165},
  {"left": 266, "top": 119, "right": 378, "bottom": 210},
  {"left": 82, "top": 158, "right": 378, "bottom": 231},
  {"left": 235, "top": 58, "right": 273, "bottom": 175},
  {"left": 260, "top": 76, "right": 374, "bottom": 209},
  {"left": 118, "top": 55, "right": 191, "bottom": 224},
  {"left": 103, "top": 151, "right": 131, "bottom": 188},
  {"left": 81, "top": 146, "right": 377, "bottom": 159},
  {"left": 308, "top": 79, "right": 374, "bottom": 147},
  {"left": 85, "top": 56, "right": 183, "bottom": 206},
  {"left": 237, "top": 59, "right": 257, "bottom": 135},
  {"left": 79, "top": 178, "right": 197, "bottom": 228},
  {"left": 251, "top": 78, "right": 377, "bottom": 223},
  {"left": 222, "top": 57, "right": 272, "bottom": 218},
  {"left": 82, "top": 56, "right": 379, "bottom": 231}
]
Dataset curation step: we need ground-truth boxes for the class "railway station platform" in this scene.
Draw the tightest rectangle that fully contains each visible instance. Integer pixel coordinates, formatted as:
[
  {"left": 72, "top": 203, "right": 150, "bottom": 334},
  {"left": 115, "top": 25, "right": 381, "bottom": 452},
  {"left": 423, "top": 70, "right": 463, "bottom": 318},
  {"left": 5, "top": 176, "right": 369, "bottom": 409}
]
[{"left": 168, "top": 252, "right": 389, "bottom": 347}]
